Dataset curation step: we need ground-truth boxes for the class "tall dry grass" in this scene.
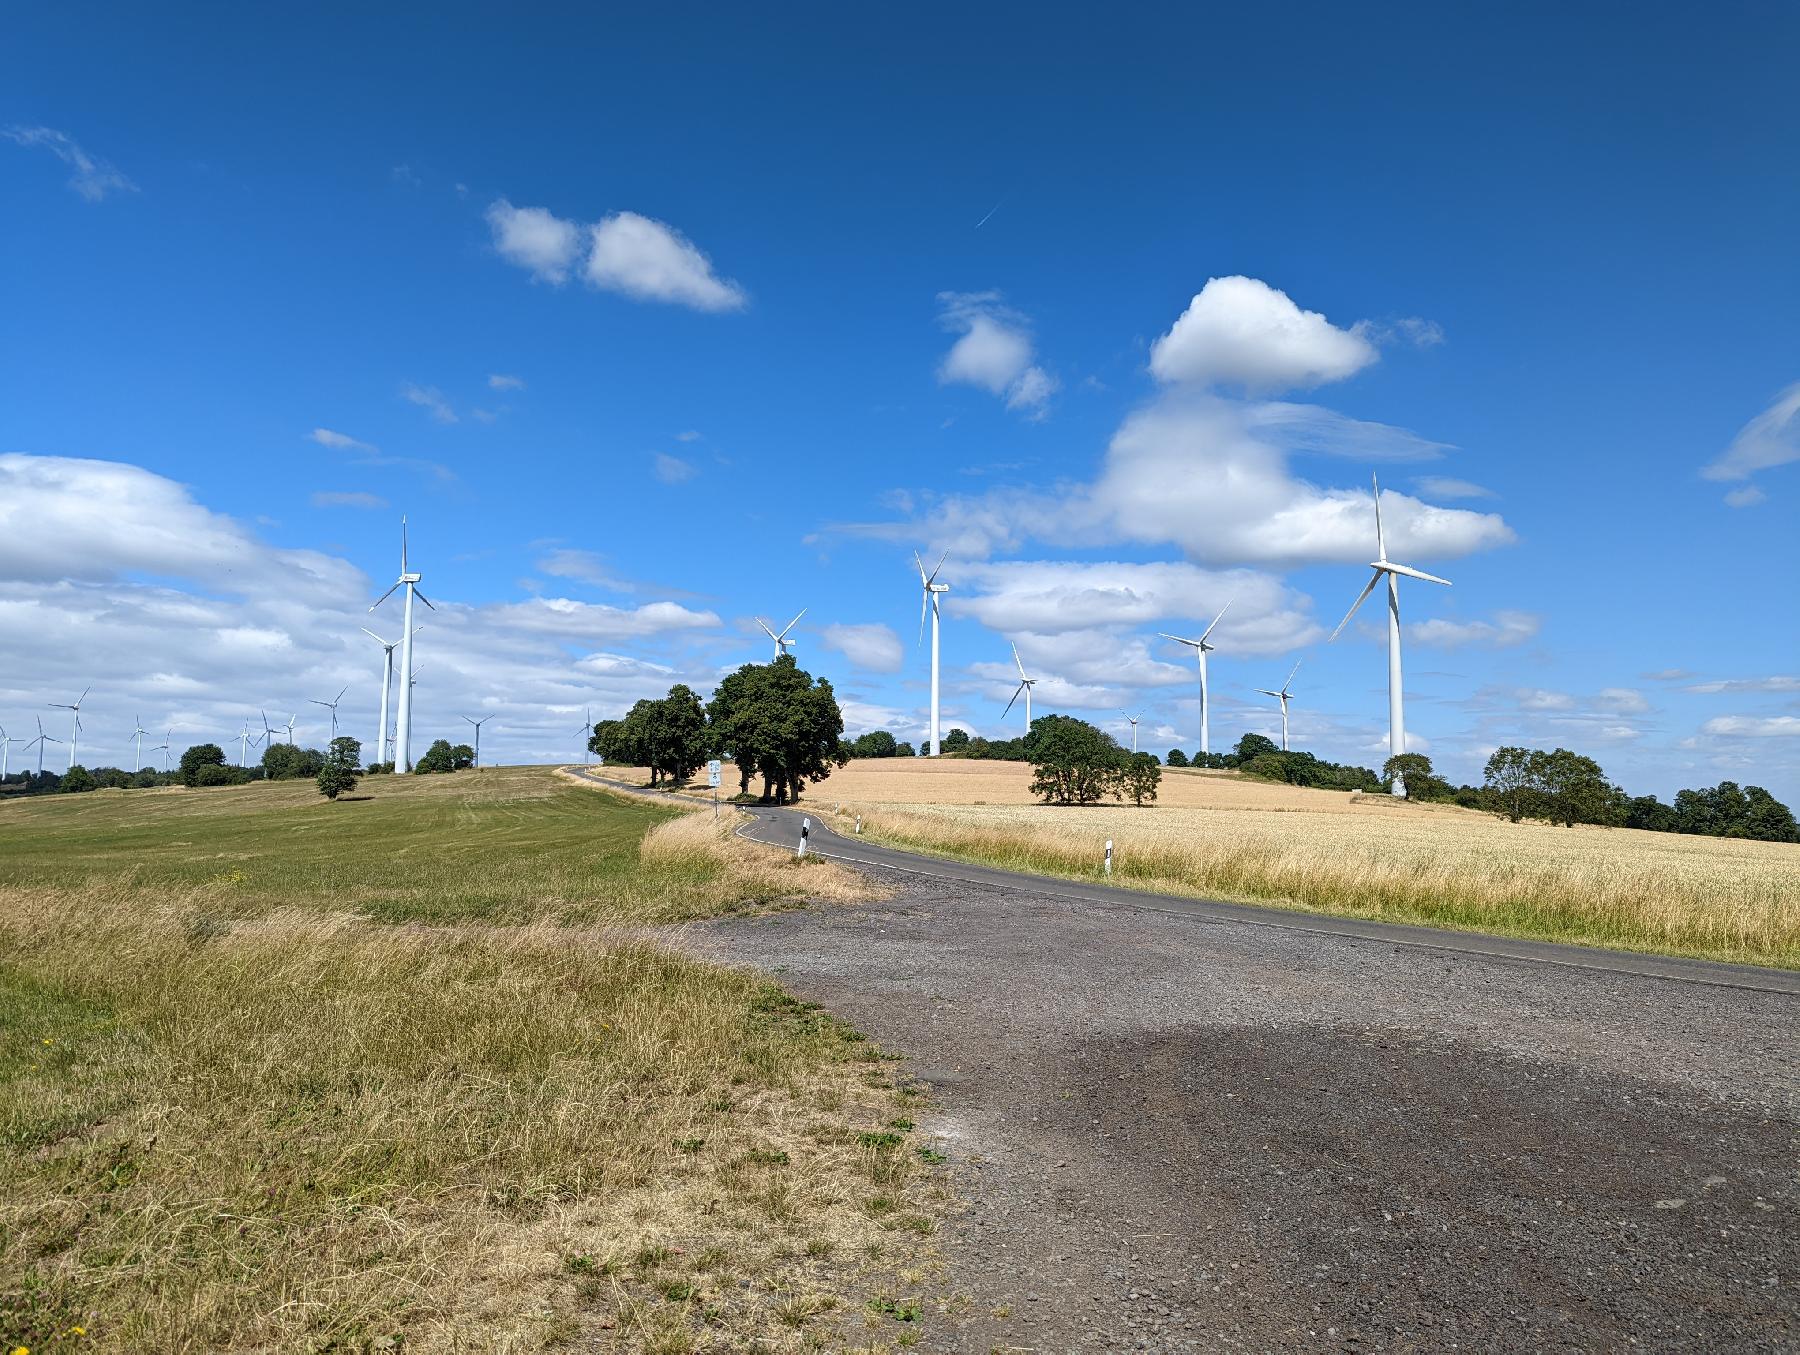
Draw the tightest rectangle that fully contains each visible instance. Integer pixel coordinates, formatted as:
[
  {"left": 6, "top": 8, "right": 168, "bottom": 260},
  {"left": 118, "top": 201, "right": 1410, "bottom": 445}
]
[{"left": 855, "top": 802, "right": 1800, "bottom": 967}]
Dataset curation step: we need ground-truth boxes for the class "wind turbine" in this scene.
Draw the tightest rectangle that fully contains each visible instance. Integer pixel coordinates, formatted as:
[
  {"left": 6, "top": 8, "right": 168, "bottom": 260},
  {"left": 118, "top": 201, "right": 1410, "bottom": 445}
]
[
  {"left": 1002, "top": 643, "right": 1037, "bottom": 729},
  {"left": 370, "top": 516, "right": 434, "bottom": 773},
  {"left": 155, "top": 729, "right": 172, "bottom": 774},
  {"left": 1159, "top": 599, "right": 1233, "bottom": 757},
  {"left": 914, "top": 550, "right": 951, "bottom": 757},
  {"left": 574, "top": 706, "right": 592, "bottom": 764},
  {"left": 756, "top": 609, "right": 806, "bottom": 661},
  {"left": 236, "top": 718, "right": 265, "bottom": 768},
  {"left": 26, "top": 717, "right": 61, "bottom": 776},
  {"left": 309, "top": 685, "right": 348, "bottom": 740},
  {"left": 1121, "top": 711, "right": 1142, "bottom": 754},
  {"left": 362, "top": 626, "right": 401, "bottom": 766},
  {"left": 0, "top": 724, "right": 21, "bottom": 781},
  {"left": 259, "top": 711, "right": 278, "bottom": 755},
  {"left": 129, "top": 715, "right": 150, "bottom": 773},
  {"left": 48, "top": 686, "right": 88, "bottom": 772},
  {"left": 1329, "top": 474, "right": 1451, "bottom": 796},
  {"left": 277, "top": 713, "right": 297, "bottom": 745},
  {"left": 462, "top": 715, "right": 491, "bottom": 769},
  {"left": 1255, "top": 662, "right": 1302, "bottom": 752}
]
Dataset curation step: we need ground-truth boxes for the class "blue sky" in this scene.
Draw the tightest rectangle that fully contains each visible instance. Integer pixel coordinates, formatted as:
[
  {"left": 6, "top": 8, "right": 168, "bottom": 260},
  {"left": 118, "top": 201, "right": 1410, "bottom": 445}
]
[{"left": 3, "top": 4, "right": 1797, "bottom": 800}]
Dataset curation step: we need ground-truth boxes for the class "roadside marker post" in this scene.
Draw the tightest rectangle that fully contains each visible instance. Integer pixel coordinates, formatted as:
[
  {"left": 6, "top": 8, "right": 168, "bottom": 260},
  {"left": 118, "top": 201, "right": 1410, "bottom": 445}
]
[
  {"left": 798, "top": 816, "right": 810, "bottom": 858},
  {"left": 707, "top": 759, "right": 721, "bottom": 820},
  {"left": 1104, "top": 838, "right": 1113, "bottom": 877},
  {"left": 855, "top": 814, "right": 862, "bottom": 835}
]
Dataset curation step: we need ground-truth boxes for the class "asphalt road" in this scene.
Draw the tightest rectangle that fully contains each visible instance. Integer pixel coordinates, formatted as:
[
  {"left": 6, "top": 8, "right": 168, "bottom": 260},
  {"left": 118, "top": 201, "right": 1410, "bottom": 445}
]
[{"left": 573, "top": 772, "right": 1800, "bottom": 1350}]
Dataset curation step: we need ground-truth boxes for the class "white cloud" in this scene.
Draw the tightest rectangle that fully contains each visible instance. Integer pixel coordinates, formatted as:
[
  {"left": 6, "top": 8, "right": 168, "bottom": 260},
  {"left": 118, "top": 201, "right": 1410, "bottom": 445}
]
[
  {"left": 585, "top": 212, "right": 746, "bottom": 311},
  {"left": 674, "top": 430, "right": 702, "bottom": 443},
  {"left": 652, "top": 453, "right": 697, "bottom": 485},
  {"left": 1702, "top": 382, "right": 1800, "bottom": 483},
  {"left": 309, "top": 428, "right": 374, "bottom": 452},
  {"left": 821, "top": 623, "right": 903, "bottom": 674},
  {"left": 1724, "top": 485, "right": 1766, "bottom": 508},
  {"left": 311, "top": 491, "right": 387, "bottom": 510},
  {"left": 401, "top": 383, "right": 457, "bottom": 424},
  {"left": 485, "top": 199, "right": 583, "bottom": 283},
  {"left": 1413, "top": 476, "right": 1496, "bottom": 500},
  {"left": 3, "top": 125, "right": 136, "bottom": 202},
  {"left": 1595, "top": 687, "right": 1650, "bottom": 714},
  {"left": 936, "top": 292, "right": 1057, "bottom": 415},
  {"left": 1248, "top": 404, "right": 1449, "bottom": 462},
  {"left": 1701, "top": 716, "right": 1800, "bottom": 739},
  {"left": 1408, "top": 610, "right": 1540, "bottom": 650},
  {"left": 1149, "top": 277, "right": 1377, "bottom": 391},
  {"left": 488, "top": 373, "right": 526, "bottom": 391},
  {"left": 1683, "top": 676, "right": 1800, "bottom": 695}
]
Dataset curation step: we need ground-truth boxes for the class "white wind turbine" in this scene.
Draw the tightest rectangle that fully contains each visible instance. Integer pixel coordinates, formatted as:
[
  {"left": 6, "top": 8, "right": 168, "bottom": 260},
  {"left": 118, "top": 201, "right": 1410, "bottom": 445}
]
[
  {"left": 370, "top": 516, "right": 434, "bottom": 773},
  {"left": 361, "top": 626, "right": 401, "bottom": 766},
  {"left": 1159, "top": 599, "right": 1233, "bottom": 757},
  {"left": 310, "top": 685, "right": 348, "bottom": 741},
  {"left": 914, "top": 550, "right": 951, "bottom": 757},
  {"left": 574, "top": 706, "right": 592, "bottom": 764},
  {"left": 130, "top": 715, "right": 150, "bottom": 773},
  {"left": 277, "top": 713, "right": 297, "bottom": 745},
  {"left": 1254, "top": 662, "right": 1302, "bottom": 752},
  {"left": 756, "top": 609, "right": 806, "bottom": 661},
  {"left": 26, "top": 717, "right": 61, "bottom": 776},
  {"left": 1121, "top": 711, "right": 1142, "bottom": 754},
  {"left": 1003, "top": 643, "right": 1037, "bottom": 729},
  {"left": 236, "top": 717, "right": 264, "bottom": 768},
  {"left": 462, "top": 715, "right": 491, "bottom": 769},
  {"left": 0, "top": 724, "right": 21, "bottom": 781},
  {"left": 48, "top": 686, "right": 88, "bottom": 772},
  {"left": 1329, "top": 474, "right": 1451, "bottom": 796},
  {"left": 155, "top": 729, "right": 172, "bottom": 774}
]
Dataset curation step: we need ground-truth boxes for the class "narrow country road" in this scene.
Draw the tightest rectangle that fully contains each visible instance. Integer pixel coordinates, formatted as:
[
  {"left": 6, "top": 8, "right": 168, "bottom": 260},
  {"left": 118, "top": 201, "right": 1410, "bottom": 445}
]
[{"left": 576, "top": 771, "right": 1800, "bottom": 1351}]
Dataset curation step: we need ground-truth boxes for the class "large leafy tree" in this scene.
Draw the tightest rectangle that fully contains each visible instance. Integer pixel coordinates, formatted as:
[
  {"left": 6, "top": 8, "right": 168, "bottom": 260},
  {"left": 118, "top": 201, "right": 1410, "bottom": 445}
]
[
  {"left": 1482, "top": 746, "right": 1538, "bottom": 822},
  {"left": 1029, "top": 715, "right": 1122, "bottom": 806},
  {"left": 179, "top": 743, "right": 227, "bottom": 788},
  {"left": 1534, "top": 748, "right": 1613, "bottom": 827},
  {"left": 1117, "top": 751, "right": 1162, "bottom": 807},
  {"left": 317, "top": 737, "right": 361, "bottom": 800},
  {"left": 1382, "top": 753, "right": 1448, "bottom": 800},
  {"left": 707, "top": 657, "right": 845, "bottom": 803}
]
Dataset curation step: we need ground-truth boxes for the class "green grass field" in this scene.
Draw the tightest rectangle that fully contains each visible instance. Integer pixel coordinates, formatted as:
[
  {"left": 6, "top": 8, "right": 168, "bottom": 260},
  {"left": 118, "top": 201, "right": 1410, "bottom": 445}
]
[{"left": 0, "top": 768, "right": 943, "bottom": 1355}]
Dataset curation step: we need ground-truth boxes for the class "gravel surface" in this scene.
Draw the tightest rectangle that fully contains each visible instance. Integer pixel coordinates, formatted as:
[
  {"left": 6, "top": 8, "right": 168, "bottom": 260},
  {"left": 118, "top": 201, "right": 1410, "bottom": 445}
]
[{"left": 687, "top": 859, "right": 1799, "bottom": 1353}]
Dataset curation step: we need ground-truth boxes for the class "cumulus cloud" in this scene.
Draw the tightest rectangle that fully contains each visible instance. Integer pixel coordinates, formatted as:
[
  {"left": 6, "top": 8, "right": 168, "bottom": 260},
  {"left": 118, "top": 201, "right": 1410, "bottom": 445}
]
[
  {"left": 821, "top": 623, "right": 903, "bottom": 674},
  {"left": 1702, "top": 715, "right": 1800, "bottom": 738},
  {"left": 1149, "top": 277, "right": 1377, "bottom": 391},
  {"left": 400, "top": 383, "right": 457, "bottom": 424},
  {"left": 585, "top": 211, "right": 746, "bottom": 311},
  {"left": 652, "top": 453, "right": 697, "bottom": 485},
  {"left": 1702, "top": 382, "right": 1800, "bottom": 484},
  {"left": 936, "top": 292, "right": 1057, "bottom": 415},
  {"left": 1408, "top": 610, "right": 1540, "bottom": 650},
  {"left": 3, "top": 125, "right": 136, "bottom": 202},
  {"left": 311, "top": 491, "right": 387, "bottom": 510},
  {"left": 485, "top": 199, "right": 583, "bottom": 283}
]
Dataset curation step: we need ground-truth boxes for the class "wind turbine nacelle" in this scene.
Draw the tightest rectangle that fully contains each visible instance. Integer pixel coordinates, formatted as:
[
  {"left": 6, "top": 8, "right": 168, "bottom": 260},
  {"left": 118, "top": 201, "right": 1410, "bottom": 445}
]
[
  {"left": 401, "top": 573, "right": 423, "bottom": 584},
  {"left": 930, "top": 583, "right": 951, "bottom": 593}
]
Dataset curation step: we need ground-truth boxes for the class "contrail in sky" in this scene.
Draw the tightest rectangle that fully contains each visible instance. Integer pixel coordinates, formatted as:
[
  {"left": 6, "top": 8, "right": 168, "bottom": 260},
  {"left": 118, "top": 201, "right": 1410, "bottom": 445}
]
[{"left": 974, "top": 200, "right": 1003, "bottom": 229}]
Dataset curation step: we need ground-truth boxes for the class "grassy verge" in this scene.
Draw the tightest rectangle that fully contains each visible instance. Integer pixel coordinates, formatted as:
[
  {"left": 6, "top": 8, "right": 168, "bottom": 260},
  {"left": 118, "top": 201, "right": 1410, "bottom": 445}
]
[
  {"left": 846, "top": 803, "right": 1800, "bottom": 970},
  {"left": 1, "top": 769, "right": 943, "bottom": 1353}
]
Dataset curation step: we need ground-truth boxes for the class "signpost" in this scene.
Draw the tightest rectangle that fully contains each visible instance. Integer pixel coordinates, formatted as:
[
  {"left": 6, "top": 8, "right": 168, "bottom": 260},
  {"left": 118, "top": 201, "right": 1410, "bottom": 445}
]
[{"left": 707, "top": 758, "right": 721, "bottom": 819}]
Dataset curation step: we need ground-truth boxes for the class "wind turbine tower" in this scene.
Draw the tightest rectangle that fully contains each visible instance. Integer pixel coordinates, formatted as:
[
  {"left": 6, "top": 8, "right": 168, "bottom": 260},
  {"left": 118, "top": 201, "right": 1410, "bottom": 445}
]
[
  {"left": 370, "top": 517, "right": 434, "bottom": 773},
  {"left": 310, "top": 685, "right": 348, "bottom": 740},
  {"left": 1159, "top": 599, "right": 1233, "bottom": 757},
  {"left": 1122, "top": 711, "right": 1142, "bottom": 754},
  {"left": 130, "top": 716, "right": 150, "bottom": 773},
  {"left": 574, "top": 706, "right": 592, "bottom": 764},
  {"left": 48, "top": 686, "right": 88, "bottom": 772},
  {"left": 756, "top": 609, "right": 806, "bottom": 661},
  {"left": 914, "top": 550, "right": 951, "bottom": 756},
  {"left": 1255, "top": 662, "right": 1302, "bottom": 752},
  {"left": 27, "top": 717, "right": 61, "bottom": 776},
  {"left": 0, "top": 725, "right": 20, "bottom": 781},
  {"left": 1003, "top": 643, "right": 1037, "bottom": 729},
  {"left": 155, "top": 729, "right": 172, "bottom": 774},
  {"left": 462, "top": 714, "right": 492, "bottom": 769},
  {"left": 1328, "top": 475, "right": 1452, "bottom": 796},
  {"left": 361, "top": 627, "right": 401, "bottom": 766}
]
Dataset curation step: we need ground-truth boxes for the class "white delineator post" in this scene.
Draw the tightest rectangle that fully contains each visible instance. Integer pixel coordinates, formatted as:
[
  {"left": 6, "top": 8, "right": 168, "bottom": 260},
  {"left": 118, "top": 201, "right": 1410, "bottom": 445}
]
[
  {"left": 1104, "top": 838, "right": 1114, "bottom": 876},
  {"left": 798, "top": 816, "right": 811, "bottom": 858}
]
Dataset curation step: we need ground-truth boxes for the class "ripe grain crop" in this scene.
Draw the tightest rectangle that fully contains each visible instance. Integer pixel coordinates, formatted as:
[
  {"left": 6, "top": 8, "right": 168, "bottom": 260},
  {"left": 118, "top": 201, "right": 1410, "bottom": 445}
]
[{"left": 826, "top": 762, "right": 1800, "bottom": 968}]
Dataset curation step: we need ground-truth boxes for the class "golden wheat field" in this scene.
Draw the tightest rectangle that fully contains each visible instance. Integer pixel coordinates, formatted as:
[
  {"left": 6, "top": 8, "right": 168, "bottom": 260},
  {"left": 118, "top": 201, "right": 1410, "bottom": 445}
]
[{"left": 814, "top": 760, "right": 1800, "bottom": 968}]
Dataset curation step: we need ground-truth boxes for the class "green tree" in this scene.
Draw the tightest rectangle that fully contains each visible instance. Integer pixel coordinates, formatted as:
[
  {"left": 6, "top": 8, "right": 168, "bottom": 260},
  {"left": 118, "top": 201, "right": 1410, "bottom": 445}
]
[
  {"left": 60, "top": 764, "right": 95, "bottom": 793},
  {"left": 708, "top": 659, "right": 845, "bottom": 802},
  {"left": 1115, "top": 751, "right": 1162, "bottom": 807},
  {"left": 261, "top": 742, "right": 304, "bottom": 780},
  {"left": 1166, "top": 748, "right": 1189, "bottom": 767},
  {"left": 179, "top": 743, "right": 228, "bottom": 788},
  {"left": 1535, "top": 748, "right": 1613, "bottom": 826},
  {"left": 1382, "top": 753, "right": 1447, "bottom": 800},
  {"left": 850, "top": 729, "right": 899, "bottom": 759},
  {"left": 415, "top": 739, "right": 457, "bottom": 774},
  {"left": 943, "top": 727, "right": 970, "bottom": 752},
  {"left": 317, "top": 736, "right": 361, "bottom": 800},
  {"left": 896, "top": 741, "right": 916, "bottom": 758},
  {"left": 1482, "top": 746, "right": 1539, "bottom": 822},
  {"left": 450, "top": 743, "right": 475, "bottom": 771},
  {"left": 1234, "top": 732, "right": 1279, "bottom": 763},
  {"left": 1744, "top": 786, "right": 1800, "bottom": 843},
  {"left": 1028, "top": 716, "right": 1123, "bottom": 806}
]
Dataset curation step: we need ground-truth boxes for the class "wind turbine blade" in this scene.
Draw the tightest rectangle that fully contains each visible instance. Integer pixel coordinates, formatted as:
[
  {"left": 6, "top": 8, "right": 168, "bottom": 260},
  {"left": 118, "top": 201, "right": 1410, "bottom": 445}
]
[
  {"left": 913, "top": 549, "right": 928, "bottom": 585},
  {"left": 1330, "top": 570, "right": 1383, "bottom": 642},
  {"left": 781, "top": 608, "right": 806, "bottom": 636},
  {"left": 1255, "top": 689, "right": 1281, "bottom": 698},
  {"left": 756, "top": 618, "right": 778, "bottom": 640},
  {"left": 401, "top": 516, "right": 409, "bottom": 574},
  {"left": 918, "top": 586, "right": 928, "bottom": 645},
  {"left": 370, "top": 582, "right": 401, "bottom": 610},
  {"left": 1384, "top": 562, "right": 1452, "bottom": 587},
  {"left": 1012, "top": 642, "right": 1027, "bottom": 680},
  {"left": 413, "top": 588, "right": 437, "bottom": 611},
  {"left": 1003, "top": 683, "right": 1023, "bottom": 718},
  {"left": 1158, "top": 632, "right": 1201, "bottom": 648},
  {"left": 361, "top": 626, "right": 391, "bottom": 645},
  {"left": 77, "top": 687, "right": 90, "bottom": 705},
  {"left": 927, "top": 549, "right": 948, "bottom": 585},
  {"left": 1200, "top": 597, "right": 1234, "bottom": 644},
  {"left": 334, "top": 685, "right": 348, "bottom": 704},
  {"left": 1284, "top": 660, "right": 1302, "bottom": 693},
  {"left": 1372, "top": 474, "right": 1387, "bottom": 562}
]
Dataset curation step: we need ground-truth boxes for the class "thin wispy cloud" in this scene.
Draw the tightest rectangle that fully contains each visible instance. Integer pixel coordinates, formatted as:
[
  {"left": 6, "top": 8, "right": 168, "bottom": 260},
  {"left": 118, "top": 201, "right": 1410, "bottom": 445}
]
[
  {"left": 3, "top": 125, "right": 136, "bottom": 202},
  {"left": 487, "top": 373, "right": 526, "bottom": 391},
  {"left": 400, "top": 383, "right": 457, "bottom": 424},
  {"left": 1702, "top": 381, "right": 1800, "bottom": 496},
  {"left": 652, "top": 452, "right": 697, "bottom": 484},
  {"left": 310, "top": 491, "right": 388, "bottom": 510}
]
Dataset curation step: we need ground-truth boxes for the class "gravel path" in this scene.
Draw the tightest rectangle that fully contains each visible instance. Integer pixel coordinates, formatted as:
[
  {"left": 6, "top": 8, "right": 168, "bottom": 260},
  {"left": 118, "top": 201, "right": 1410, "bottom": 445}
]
[{"left": 688, "top": 858, "right": 1799, "bottom": 1352}]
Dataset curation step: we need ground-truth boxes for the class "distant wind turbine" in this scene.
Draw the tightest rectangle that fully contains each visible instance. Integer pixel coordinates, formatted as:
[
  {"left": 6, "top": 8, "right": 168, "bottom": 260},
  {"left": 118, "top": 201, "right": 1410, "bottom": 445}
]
[
  {"left": 370, "top": 515, "right": 435, "bottom": 773},
  {"left": 129, "top": 715, "right": 150, "bottom": 773},
  {"left": 575, "top": 706, "right": 592, "bottom": 764},
  {"left": 1254, "top": 662, "right": 1302, "bottom": 752},
  {"left": 756, "top": 609, "right": 806, "bottom": 661},
  {"left": 1003, "top": 643, "right": 1037, "bottom": 728},
  {"left": 1328, "top": 474, "right": 1452, "bottom": 796},
  {"left": 1159, "top": 599, "right": 1233, "bottom": 757},
  {"left": 461, "top": 715, "right": 491, "bottom": 769},
  {"left": 155, "top": 728, "right": 172, "bottom": 774},
  {"left": 309, "top": 685, "right": 349, "bottom": 740},
  {"left": 1121, "top": 711, "right": 1142, "bottom": 754},
  {"left": 0, "top": 725, "right": 21, "bottom": 781},
  {"left": 914, "top": 550, "right": 951, "bottom": 756},
  {"left": 362, "top": 626, "right": 400, "bottom": 766},
  {"left": 26, "top": 716, "right": 61, "bottom": 776},
  {"left": 48, "top": 686, "right": 89, "bottom": 772},
  {"left": 277, "top": 713, "right": 297, "bottom": 745},
  {"left": 236, "top": 717, "right": 265, "bottom": 768}
]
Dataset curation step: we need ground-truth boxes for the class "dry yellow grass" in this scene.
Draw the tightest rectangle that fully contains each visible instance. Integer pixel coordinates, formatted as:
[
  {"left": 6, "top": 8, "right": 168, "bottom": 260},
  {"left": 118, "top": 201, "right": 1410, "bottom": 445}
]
[{"left": 825, "top": 761, "right": 1800, "bottom": 968}]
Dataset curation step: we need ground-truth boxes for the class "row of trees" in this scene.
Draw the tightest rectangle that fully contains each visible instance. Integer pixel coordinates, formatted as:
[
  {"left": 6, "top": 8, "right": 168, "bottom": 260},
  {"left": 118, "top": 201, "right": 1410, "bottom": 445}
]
[{"left": 590, "top": 657, "right": 846, "bottom": 804}]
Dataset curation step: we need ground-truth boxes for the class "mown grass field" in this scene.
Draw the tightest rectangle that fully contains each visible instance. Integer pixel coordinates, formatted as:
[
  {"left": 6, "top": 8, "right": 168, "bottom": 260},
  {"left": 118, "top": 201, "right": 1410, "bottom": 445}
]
[
  {"left": 0, "top": 768, "right": 949, "bottom": 1355},
  {"left": 822, "top": 760, "right": 1800, "bottom": 969}
]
